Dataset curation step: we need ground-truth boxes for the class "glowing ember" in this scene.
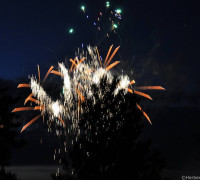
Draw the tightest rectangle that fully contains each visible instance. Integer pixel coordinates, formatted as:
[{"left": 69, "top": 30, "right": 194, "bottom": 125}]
[{"left": 13, "top": 45, "right": 165, "bottom": 146}]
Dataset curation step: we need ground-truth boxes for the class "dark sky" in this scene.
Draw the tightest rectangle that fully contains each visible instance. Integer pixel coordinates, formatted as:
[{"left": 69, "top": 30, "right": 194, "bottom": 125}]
[
  {"left": 1, "top": 0, "right": 200, "bottom": 179},
  {"left": 0, "top": 0, "right": 199, "bottom": 85}
]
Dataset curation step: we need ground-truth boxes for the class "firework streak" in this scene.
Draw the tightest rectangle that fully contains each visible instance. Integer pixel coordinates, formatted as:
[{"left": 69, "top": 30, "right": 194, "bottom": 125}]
[{"left": 13, "top": 45, "right": 165, "bottom": 153}]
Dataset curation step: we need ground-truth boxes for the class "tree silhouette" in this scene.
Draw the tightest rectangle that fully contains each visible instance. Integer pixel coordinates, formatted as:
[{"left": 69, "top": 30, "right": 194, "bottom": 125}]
[
  {"left": 51, "top": 77, "right": 166, "bottom": 180},
  {"left": 0, "top": 85, "right": 24, "bottom": 180}
]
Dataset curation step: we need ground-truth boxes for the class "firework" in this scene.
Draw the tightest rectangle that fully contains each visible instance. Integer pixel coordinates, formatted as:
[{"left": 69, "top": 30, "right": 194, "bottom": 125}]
[
  {"left": 74, "top": 2, "right": 122, "bottom": 38},
  {"left": 13, "top": 45, "right": 164, "bottom": 136}
]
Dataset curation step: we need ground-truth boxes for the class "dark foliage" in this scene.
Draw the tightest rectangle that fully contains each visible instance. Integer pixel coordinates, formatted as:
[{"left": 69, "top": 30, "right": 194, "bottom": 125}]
[
  {"left": 51, "top": 77, "right": 166, "bottom": 180},
  {"left": 0, "top": 86, "right": 24, "bottom": 180}
]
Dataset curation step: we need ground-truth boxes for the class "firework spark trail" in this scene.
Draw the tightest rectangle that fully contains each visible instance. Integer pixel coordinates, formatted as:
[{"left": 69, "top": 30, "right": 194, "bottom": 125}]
[
  {"left": 12, "top": 44, "right": 166, "bottom": 174},
  {"left": 21, "top": 114, "right": 42, "bottom": 133},
  {"left": 13, "top": 45, "right": 164, "bottom": 144},
  {"left": 58, "top": 63, "right": 72, "bottom": 102},
  {"left": 30, "top": 78, "right": 65, "bottom": 123},
  {"left": 17, "top": 84, "right": 30, "bottom": 88},
  {"left": 114, "top": 75, "right": 130, "bottom": 96},
  {"left": 24, "top": 93, "right": 33, "bottom": 105},
  {"left": 11, "top": 2, "right": 165, "bottom": 173}
]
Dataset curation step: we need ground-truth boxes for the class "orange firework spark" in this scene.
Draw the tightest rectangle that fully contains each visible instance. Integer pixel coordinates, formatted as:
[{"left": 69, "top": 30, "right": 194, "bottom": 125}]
[
  {"left": 70, "top": 59, "right": 77, "bottom": 68},
  {"left": 136, "top": 103, "right": 152, "bottom": 125},
  {"left": 105, "top": 46, "right": 120, "bottom": 66},
  {"left": 95, "top": 47, "right": 102, "bottom": 67},
  {"left": 24, "top": 93, "right": 34, "bottom": 105},
  {"left": 21, "top": 114, "right": 42, "bottom": 133},
  {"left": 134, "top": 90, "right": 153, "bottom": 100},
  {"left": 69, "top": 59, "right": 75, "bottom": 73},
  {"left": 12, "top": 66, "right": 55, "bottom": 132},
  {"left": 128, "top": 88, "right": 133, "bottom": 93},
  {"left": 28, "top": 98, "right": 41, "bottom": 105},
  {"left": 12, "top": 45, "right": 164, "bottom": 134},
  {"left": 17, "top": 84, "right": 30, "bottom": 88},
  {"left": 129, "top": 80, "right": 135, "bottom": 85},
  {"left": 51, "top": 70, "right": 63, "bottom": 77},
  {"left": 104, "top": 45, "right": 113, "bottom": 65},
  {"left": 37, "top": 65, "right": 41, "bottom": 83},
  {"left": 135, "top": 86, "right": 165, "bottom": 90},
  {"left": 34, "top": 106, "right": 44, "bottom": 111},
  {"left": 43, "top": 66, "right": 54, "bottom": 83},
  {"left": 106, "top": 61, "right": 120, "bottom": 71},
  {"left": 12, "top": 107, "right": 35, "bottom": 112},
  {"left": 76, "top": 88, "right": 85, "bottom": 102},
  {"left": 58, "top": 117, "right": 65, "bottom": 127},
  {"left": 78, "top": 57, "right": 86, "bottom": 65}
]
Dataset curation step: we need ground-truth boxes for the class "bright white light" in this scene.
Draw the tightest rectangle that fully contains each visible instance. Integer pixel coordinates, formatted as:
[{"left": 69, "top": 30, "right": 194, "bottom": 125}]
[
  {"left": 29, "top": 45, "right": 128, "bottom": 139},
  {"left": 52, "top": 101, "right": 61, "bottom": 117},
  {"left": 114, "top": 75, "right": 130, "bottom": 96},
  {"left": 92, "top": 68, "right": 107, "bottom": 84},
  {"left": 59, "top": 63, "right": 72, "bottom": 101}
]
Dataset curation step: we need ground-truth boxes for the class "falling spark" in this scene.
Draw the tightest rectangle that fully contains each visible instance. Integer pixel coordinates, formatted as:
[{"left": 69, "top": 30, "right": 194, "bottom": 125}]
[
  {"left": 128, "top": 88, "right": 133, "bottom": 93},
  {"left": 43, "top": 66, "right": 54, "bottom": 83},
  {"left": 21, "top": 114, "right": 42, "bottom": 133},
  {"left": 96, "top": 47, "right": 102, "bottom": 67},
  {"left": 135, "top": 86, "right": 165, "bottom": 90},
  {"left": 105, "top": 46, "right": 120, "bottom": 66},
  {"left": 12, "top": 107, "right": 35, "bottom": 112},
  {"left": 37, "top": 65, "right": 40, "bottom": 83},
  {"left": 51, "top": 70, "right": 63, "bottom": 77},
  {"left": 13, "top": 45, "right": 164, "bottom": 159},
  {"left": 136, "top": 103, "right": 152, "bottom": 125},
  {"left": 81, "top": 5, "right": 85, "bottom": 12},
  {"left": 106, "top": 61, "right": 120, "bottom": 71},
  {"left": 58, "top": 117, "right": 65, "bottom": 127},
  {"left": 134, "top": 90, "right": 153, "bottom": 100},
  {"left": 24, "top": 93, "right": 34, "bottom": 105},
  {"left": 17, "top": 84, "right": 30, "bottom": 88},
  {"left": 104, "top": 45, "right": 113, "bottom": 65},
  {"left": 130, "top": 80, "right": 135, "bottom": 85}
]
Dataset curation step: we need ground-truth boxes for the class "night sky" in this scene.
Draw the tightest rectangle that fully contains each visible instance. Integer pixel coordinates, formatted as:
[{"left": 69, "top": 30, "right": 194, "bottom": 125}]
[
  {"left": 1, "top": 0, "right": 200, "bottom": 179},
  {"left": 1, "top": 0, "right": 199, "bottom": 83}
]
